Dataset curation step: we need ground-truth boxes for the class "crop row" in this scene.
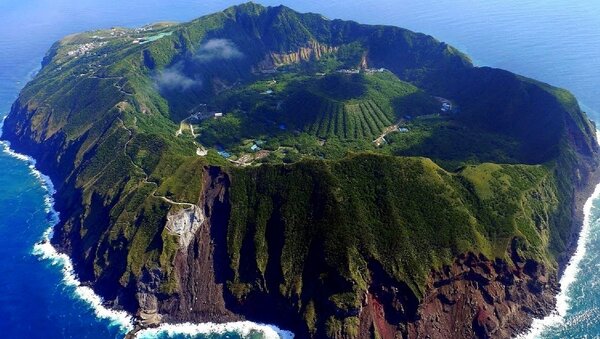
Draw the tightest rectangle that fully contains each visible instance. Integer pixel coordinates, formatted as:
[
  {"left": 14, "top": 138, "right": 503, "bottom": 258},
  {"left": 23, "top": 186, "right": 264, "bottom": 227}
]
[{"left": 305, "top": 99, "right": 394, "bottom": 140}]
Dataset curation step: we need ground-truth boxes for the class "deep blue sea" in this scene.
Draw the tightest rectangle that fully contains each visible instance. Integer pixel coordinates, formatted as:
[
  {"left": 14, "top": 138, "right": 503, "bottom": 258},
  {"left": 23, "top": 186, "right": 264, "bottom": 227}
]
[{"left": 1, "top": 1, "right": 600, "bottom": 338}]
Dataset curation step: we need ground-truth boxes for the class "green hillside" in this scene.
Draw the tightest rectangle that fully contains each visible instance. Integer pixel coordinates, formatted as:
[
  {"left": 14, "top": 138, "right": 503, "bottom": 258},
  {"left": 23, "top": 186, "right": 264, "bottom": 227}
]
[
  {"left": 225, "top": 155, "right": 563, "bottom": 335},
  {"left": 196, "top": 71, "right": 436, "bottom": 148},
  {"left": 2, "top": 2, "right": 598, "bottom": 338}
]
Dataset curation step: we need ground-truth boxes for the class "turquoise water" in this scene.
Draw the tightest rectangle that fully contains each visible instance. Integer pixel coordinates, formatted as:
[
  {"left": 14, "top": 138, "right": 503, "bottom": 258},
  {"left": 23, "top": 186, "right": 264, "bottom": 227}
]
[{"left": 1, "top": 1, "right": 600, "bottom": 338}]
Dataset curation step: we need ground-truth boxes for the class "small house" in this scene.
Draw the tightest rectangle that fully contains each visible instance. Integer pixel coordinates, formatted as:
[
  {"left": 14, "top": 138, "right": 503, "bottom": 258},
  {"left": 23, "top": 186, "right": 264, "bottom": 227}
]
[
  {"left": 214, "top": 112, "right": 223, "bottom": 118},
  {"left": 399, "top": 127, "right": 409, "bottom": 133},
  {"left": 441, "top": 102, "right": 452, "bottom": 112},
  {"left": 217, "top": 150, "right": 231, "bottom": 158},
  {"left": 250, "top": 144, "right": 261, "bottom": 152}
]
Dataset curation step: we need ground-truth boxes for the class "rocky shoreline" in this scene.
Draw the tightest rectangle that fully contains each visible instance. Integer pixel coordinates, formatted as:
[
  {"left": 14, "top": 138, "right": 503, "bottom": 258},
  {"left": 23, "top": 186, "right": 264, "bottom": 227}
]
[
  {"left": 1, "top": 121, "right": 598, "bottom": 338},
  {"left": 557, "top": 159, "right": 600, "bottom": 276},
  {"left": 117, "top": 158, "right": 600, "bottom": 339},
  {"left": 358, "top": 158, "right": 600, "bottom": 339},
  {"left": 3, "top": 4, "right": 599, "bottom": 336},
  {"left": 68, "top": 163, "right": 600, "bottom": 338}
]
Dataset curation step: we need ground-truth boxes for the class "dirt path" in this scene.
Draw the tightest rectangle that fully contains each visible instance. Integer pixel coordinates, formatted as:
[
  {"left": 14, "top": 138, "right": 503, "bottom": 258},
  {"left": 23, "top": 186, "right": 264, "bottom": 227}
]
[
  {"left": 118, "top": 117, "right": 195, "bottom": 208},
  {"left": 175, "top": 113, "right": 204, "bottom": 138},
  {"left": 373, "top": 119, "right": 404, "bottom": 146},
  {"left": 88, "top": 74, "right": 133, "bottom": 96}
]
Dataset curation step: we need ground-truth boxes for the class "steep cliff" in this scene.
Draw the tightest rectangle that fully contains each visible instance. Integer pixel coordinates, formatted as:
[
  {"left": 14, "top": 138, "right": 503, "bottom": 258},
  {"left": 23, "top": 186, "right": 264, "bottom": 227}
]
[{"left": 2, "top": 3, "right": 599, "bottom": 338}]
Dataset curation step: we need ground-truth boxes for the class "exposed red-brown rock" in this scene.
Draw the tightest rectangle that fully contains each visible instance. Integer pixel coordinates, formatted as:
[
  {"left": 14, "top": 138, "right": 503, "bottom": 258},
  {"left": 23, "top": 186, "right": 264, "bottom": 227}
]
[{"left": 357, "top": 252, "right": 558, "bottom": 339}]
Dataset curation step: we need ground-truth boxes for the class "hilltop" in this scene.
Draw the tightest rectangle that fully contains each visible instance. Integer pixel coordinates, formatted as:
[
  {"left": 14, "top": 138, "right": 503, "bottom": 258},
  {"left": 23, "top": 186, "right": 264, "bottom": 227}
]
[{"left": 3, "top": 3, "right": 599, "bottom": 338}]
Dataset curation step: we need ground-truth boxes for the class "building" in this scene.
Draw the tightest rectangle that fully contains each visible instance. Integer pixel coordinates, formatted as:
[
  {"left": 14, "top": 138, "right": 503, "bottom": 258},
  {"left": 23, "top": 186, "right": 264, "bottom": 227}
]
[
  {"left": 217, "top": 150, "right": 231, "bottom": 158},
  {"left": 337, "top": 68, "right": 360, "bottom": 74},
  {"left": 441, "top": 102, "right": 452, "bottom": 112},
  {"left": 214, "top": 112, "right": 223, "bottom": 118}
]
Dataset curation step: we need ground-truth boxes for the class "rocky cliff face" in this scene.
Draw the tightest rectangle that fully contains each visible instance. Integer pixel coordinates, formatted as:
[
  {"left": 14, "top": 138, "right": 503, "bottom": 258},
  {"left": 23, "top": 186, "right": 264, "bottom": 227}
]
[
  {"left": 126, "top": 162, "right": 576, "bottom": 338},
  {"left": 116, "top": 166, "right": 569, "bottom": 339},
  {"left": 156, "top": 167, "right": 240, "bottom": 324},
  {"left": 356, "top": 252, "right": 558, "bottom": 339},
  {"left": 409, "top": 253, "right": 557, "bottom": 339},
  {"left": 3, "top": 3, "right": 600, "bottom": 339},
  {"left": 271, "top": 40, "right": 338, "bottom": 67}
]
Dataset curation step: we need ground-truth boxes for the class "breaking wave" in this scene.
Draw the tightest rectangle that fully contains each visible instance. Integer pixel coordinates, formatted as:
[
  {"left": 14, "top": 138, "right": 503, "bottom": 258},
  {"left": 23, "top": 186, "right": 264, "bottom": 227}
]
[
  {"left": 519, "top": 131, "right": 600, "bottom": 338},
  {"left": 137, "top": 322, "right": 294, "bottom": 339},
  {"left": 32, "top": 227, "right": 136, "bottom": 332},
  {"left": 1, "top": 138, "right": 293, "bottom": 338}
]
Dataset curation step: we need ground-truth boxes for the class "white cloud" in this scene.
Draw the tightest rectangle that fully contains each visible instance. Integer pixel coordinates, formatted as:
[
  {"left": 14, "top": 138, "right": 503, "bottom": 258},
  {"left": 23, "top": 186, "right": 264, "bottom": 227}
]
[
  {"left": 195, "top": 39, "right": 243, "bottom": 63},
  {"left": 154, "top": 39, "right": 242, "bottom": 92},
  {"left": 155, "top": 62, "right": 200, "bottom": 91}
]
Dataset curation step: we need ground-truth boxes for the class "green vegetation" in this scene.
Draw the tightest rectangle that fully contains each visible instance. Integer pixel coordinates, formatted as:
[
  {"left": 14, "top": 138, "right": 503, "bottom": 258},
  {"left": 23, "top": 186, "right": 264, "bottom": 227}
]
[
  {"left": 226, "top": 155, "right": 561, "bottom": 330},
  {"left": 223, "top": 152, "right": 570, "bottom": 336},
  {"left": 3, "top": 2, "right": 597, "bottom": 338}
]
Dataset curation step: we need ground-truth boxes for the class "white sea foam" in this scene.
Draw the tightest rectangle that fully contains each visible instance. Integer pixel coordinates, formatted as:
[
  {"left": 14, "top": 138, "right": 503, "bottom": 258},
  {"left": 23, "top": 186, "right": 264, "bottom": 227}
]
[
  {"left": 32, "top": 227, "right": 135, "bottom": 333},
  {"left": 137, "top": 321, "right": 294, "bottom": 339},
  {"left": 1, "top": 137, "right": 294, "bottom": 338},
  {"left": 6, "top": 120, "right": 598, "bottom": 339},
  {"left": 519, "top": 131, "right": 600, "bottom": 338},
  {"left": 0, "top": 138, "right": 134, "bottom": 332},
  {"left": 0, "top": 140, "right": 57, "bottom": 216},
  {"left": 0, "top": 139, "right": 32, "bottom": 162}
]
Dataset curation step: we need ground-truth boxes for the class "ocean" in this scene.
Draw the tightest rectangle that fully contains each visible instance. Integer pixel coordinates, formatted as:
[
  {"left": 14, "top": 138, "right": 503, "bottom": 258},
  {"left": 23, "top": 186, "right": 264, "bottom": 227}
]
[{"left": 0, "top": 1, "right": 599, "bottom": 338}]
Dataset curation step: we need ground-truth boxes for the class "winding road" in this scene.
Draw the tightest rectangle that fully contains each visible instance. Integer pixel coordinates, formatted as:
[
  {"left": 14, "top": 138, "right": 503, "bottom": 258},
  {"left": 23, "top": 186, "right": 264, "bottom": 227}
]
[{"left": 119, "top": 117, "right": 196, "bottom": 208}]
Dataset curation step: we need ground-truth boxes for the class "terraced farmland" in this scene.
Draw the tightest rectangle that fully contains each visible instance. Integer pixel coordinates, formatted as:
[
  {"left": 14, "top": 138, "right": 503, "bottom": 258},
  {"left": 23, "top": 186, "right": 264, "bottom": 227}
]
[
  {"left": 280, "top": 72, "right": 436, "bottom": 140},
  {"left": 196, "top": 72, "right": 439, "bottom": 153},
  {"left": 291, "top": 97, "right": 393, "bottom": 139},
  {"left": 300, "top": 99, "right": 392, "bottom": 139}
]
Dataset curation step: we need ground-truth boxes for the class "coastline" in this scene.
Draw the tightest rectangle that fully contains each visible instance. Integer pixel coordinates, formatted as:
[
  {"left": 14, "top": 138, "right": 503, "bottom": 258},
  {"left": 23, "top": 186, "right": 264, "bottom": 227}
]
[
  {"left": 0, "top": 139, "right": 134, "bottom": 333},
  {"left": 518, "top": 131, "right": 600, "bottom": 338},
  {"left": 1, "top": 2, "right": 599, "bottom": 338},
  {"left": 0, "top": 138, "right": 294, "bottom": 339},
  {"left": 3, "top": 127, "right": 599, "bottom": 338}
]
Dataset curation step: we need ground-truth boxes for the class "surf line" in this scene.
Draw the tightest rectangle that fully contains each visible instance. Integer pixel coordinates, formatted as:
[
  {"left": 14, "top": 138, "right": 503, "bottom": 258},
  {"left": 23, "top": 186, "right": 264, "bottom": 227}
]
[
  {"left": 1, "top": 139, "right": 135, "bottom": 332},
  {"left": 137, "top": 322, "right": 293, "bottom": 339},
  {"left": 519, "top": 131, "right": 600, "bottom": 338},
  {"left": 1, "top": 138, "right": 294, "bottom": 338}
]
